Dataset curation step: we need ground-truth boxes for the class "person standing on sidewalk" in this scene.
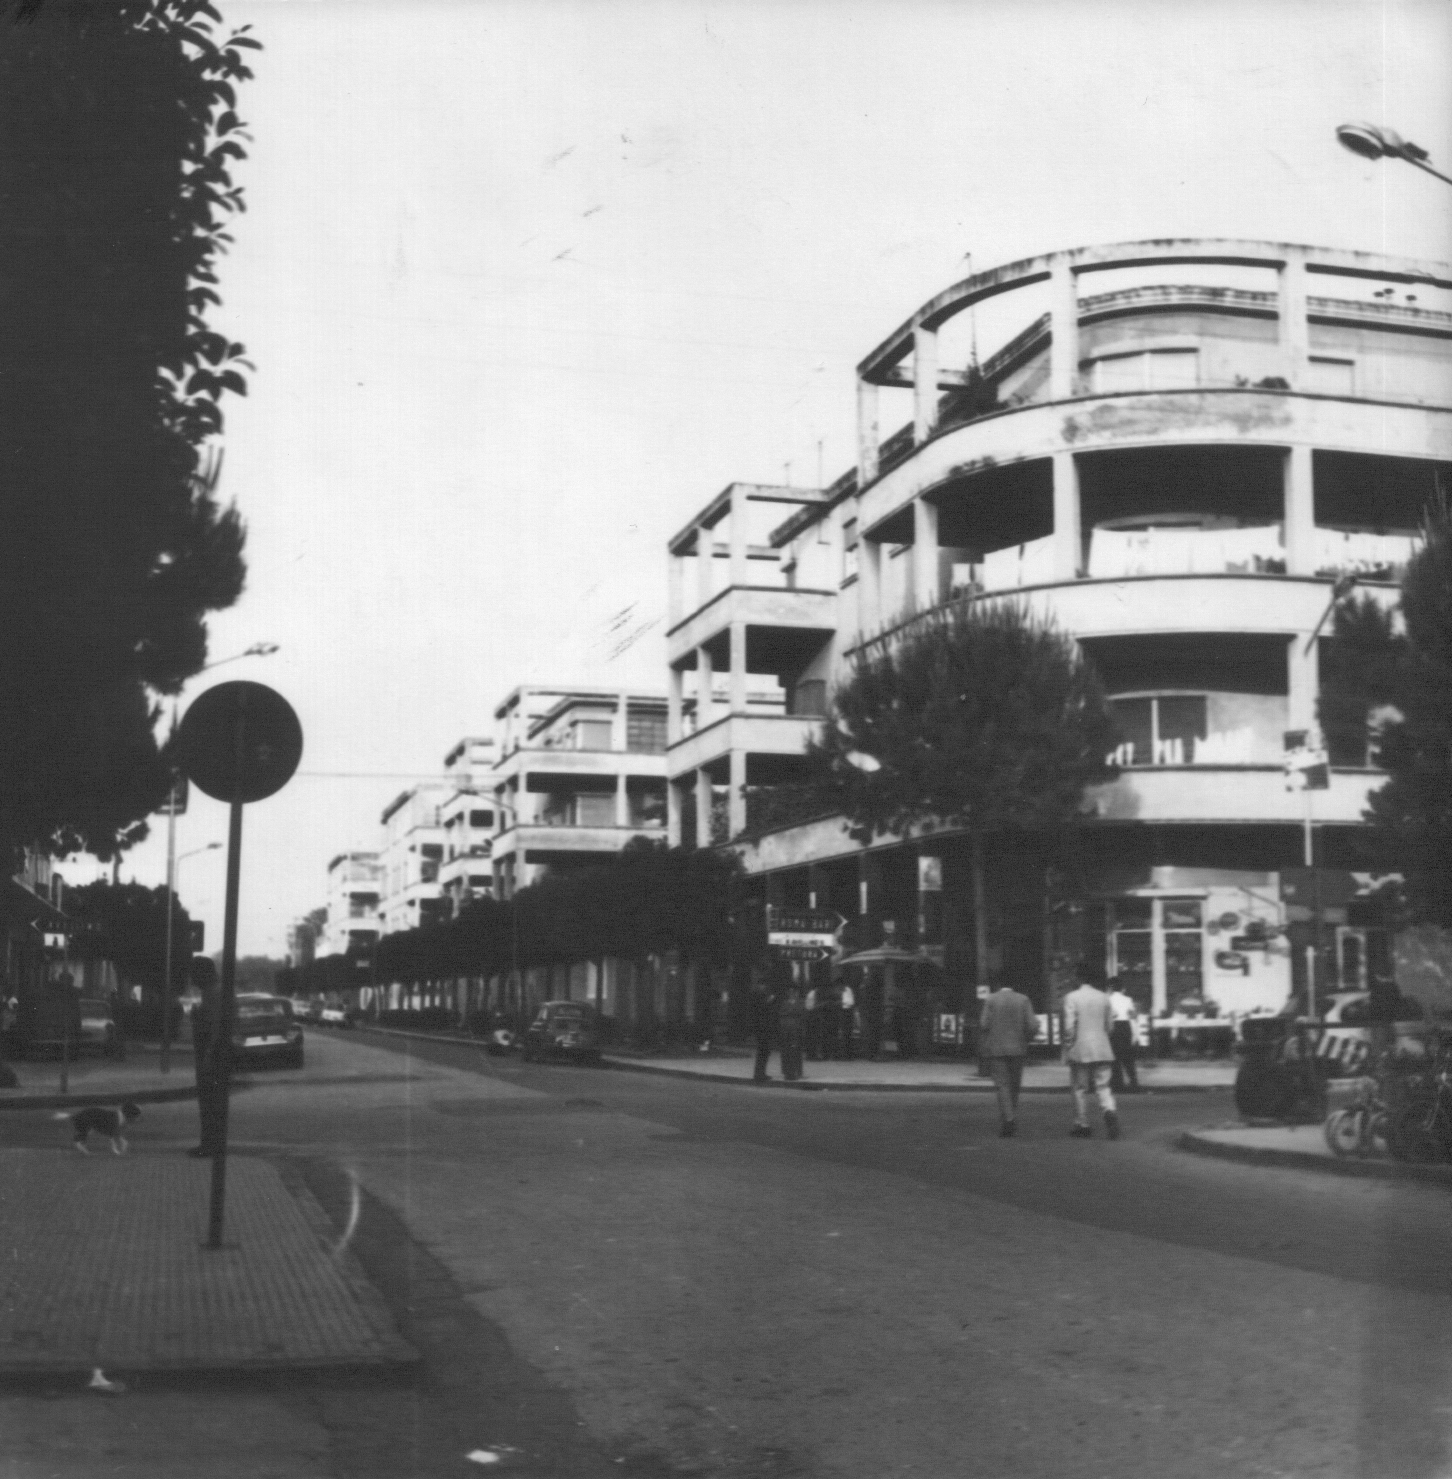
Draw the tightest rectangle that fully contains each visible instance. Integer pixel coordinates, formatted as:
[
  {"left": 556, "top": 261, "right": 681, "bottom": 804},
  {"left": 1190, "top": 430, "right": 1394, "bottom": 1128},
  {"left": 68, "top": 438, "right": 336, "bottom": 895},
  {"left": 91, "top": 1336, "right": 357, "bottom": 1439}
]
[
  {"left": 978, "top": 981, "right": 1038, "bottom": 1136},
  {"left": 1107, "top": 977, "right": 1141, "bottom": 1094},
  {"left": 1063, "top": 963, "right": 1120, "bottom": 1140}
]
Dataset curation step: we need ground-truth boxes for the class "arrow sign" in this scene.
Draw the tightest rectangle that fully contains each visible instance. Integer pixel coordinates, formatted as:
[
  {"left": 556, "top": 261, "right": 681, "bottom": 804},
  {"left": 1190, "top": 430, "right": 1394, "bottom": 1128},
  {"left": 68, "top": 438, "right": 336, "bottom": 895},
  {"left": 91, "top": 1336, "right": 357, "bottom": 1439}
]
[
  {"left": 768, "top": 907, "right": 845, "bottom": 935},
  {"left": 769, "top": 944, "right": 832, "bottom": 962}
]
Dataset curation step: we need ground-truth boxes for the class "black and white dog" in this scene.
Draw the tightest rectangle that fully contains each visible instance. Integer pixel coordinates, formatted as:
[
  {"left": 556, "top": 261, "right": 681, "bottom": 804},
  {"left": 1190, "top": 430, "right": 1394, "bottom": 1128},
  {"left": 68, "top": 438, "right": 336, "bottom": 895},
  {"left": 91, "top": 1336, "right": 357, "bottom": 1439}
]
[{"left": 55, "top": 1102, "right": 141, "bottom": 1155}]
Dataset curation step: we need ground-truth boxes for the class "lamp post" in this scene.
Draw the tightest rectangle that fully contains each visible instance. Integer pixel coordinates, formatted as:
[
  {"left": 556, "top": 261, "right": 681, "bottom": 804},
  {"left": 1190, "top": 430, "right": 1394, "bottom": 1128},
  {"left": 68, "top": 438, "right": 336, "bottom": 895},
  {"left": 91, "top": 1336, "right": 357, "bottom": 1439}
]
[
  {"left": 1336, "top": 123, "right": 1452, "bottom": 187},
  {"left": 159, "top": 643, "right": 279, "bottom": 1072}
]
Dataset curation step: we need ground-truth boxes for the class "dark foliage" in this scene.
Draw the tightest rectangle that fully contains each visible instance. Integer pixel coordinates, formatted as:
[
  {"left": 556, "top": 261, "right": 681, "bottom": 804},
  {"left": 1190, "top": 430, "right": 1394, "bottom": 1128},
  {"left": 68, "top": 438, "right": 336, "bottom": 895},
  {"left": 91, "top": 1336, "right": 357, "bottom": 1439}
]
[
  {"left": 66, "top": 878, "right": 192, "bottom": 992},
  {"left": 1319, "top": 595, "right": 1403, "bottom": 767},
  {"left": 372, "top": 841, "right": 743, "bottom": 985},
  {"left": 0, "top": 1, "right": 257, "bottom": 864},
  {"left": 1366, "top": 497, "right": 1452, "bottom": 924},
  {"left": 809, "top": 600, "right": 1119, "bottom": 843}
]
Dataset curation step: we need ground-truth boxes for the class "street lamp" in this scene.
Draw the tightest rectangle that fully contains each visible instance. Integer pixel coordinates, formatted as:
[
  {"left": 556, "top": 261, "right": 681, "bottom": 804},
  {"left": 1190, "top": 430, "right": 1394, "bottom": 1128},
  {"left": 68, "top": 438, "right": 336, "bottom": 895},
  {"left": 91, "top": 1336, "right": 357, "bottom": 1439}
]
[
  {"left": 1336, "top": 122, "right": 1452, "bottom": 187},
  {"left": 158, "top": 643, "right": 279, "bottom": 1072}
]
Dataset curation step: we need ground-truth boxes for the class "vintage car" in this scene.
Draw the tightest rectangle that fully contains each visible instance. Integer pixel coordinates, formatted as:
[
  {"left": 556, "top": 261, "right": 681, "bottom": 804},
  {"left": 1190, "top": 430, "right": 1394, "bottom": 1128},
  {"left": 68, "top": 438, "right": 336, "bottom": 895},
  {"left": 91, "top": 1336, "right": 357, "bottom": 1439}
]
[
  {"left": 520, "top": 1001, "right": 602, "bottom": 1065},
  {"left": 232, "top": 993, "right": 304, "bottom": 1069}
]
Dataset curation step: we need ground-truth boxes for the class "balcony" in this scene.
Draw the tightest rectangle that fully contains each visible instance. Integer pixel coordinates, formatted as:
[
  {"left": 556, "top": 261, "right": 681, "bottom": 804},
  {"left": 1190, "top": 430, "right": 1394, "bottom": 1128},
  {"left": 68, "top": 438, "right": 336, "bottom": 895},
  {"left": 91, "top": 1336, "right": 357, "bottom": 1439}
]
[
  {"left": 668, "top": 712, "right": 821, "bottom": 777},
  {"left": 1090, "top": 765, "right": 1381, "bottom": 825},
  {"left": 668, "top": 584, "right": 838, "bottom": 662}
]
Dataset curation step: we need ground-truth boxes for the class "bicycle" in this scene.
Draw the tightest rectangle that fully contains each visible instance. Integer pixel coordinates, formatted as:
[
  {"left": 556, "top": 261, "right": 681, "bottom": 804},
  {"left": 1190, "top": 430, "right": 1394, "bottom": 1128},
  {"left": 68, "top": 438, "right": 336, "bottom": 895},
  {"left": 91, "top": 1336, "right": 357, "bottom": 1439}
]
[
  {"left": 1386, "top": 1051, "right": 1452, "bottom": 1164},
  {"left": 1322, "top": 1075, "right": 1389, "bottom": 1158}
]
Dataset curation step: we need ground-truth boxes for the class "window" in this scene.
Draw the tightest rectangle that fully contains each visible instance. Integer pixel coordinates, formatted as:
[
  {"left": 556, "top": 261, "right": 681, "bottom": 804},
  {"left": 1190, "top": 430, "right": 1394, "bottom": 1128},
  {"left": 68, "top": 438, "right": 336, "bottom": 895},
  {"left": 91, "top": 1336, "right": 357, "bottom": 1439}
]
[
  {"left": 1307, "top": 357, "right": 1355, "bottom": 396},
  {"left": 842, "top": 520, "right": 859, "bottom": 582},
  {"left": 1090, "top": 348, "right": 1198, "bottom": 394},
  {"left": 420, "top": 861, "right": 439, "bottom": 884},
  {"left": 627, "top": 710, "right": 667, "bottom": 753},
  {"left": 791, "top": 679, "right": 827, "bottom": 717},
  {"left": 419, "top": 843, "right": 443, "bottom": 861},
  {"left": 469, "top": 808, "right": 493, "bottom": 828},
  {"left": 1107, "top": 694, "right": 1207, "bottom": 765},
  {"left": 575, "top": 720, "right": 613, "bottom": 752}
]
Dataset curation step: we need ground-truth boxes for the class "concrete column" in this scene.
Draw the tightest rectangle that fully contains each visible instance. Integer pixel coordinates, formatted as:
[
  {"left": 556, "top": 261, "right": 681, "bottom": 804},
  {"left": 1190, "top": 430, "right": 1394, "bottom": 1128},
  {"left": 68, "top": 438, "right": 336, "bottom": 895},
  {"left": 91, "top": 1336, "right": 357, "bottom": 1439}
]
[
  {"left": 667, "top": 777, "right": 682, "bottom": 848},
  {"left": 1284, "top": 444, "right": 1315, "bottom": 576},
  {"left": 1288, "top": 631, "right": 1318, "bottom": 734},
  {"left": 1278, "top": 253, "right": 1309, "bottom": 391},
  {"left": 728, "top": 747, "right": 747, "bottom": 839},
  {"left": 729, "top": 485, "right": 748, "bottom": 589},
  {"left": 697, "top": 644, "right": 715, "bottom": 729},
  {"left": 857, "top": 535, "right": 882, "bottom": 638},
  {"left": 1052, "top": 451, "right": 1083, "bottom": 580},
  {"left": 857, "top": 379, "right": 880, "bottom": 485},
  {"left": 729, "top": 620, "right": 747, "bottom": 713},
  {"left": 1049, "top": 260, "right": 1079, "bottom": 402},
  {"left": 912, "top": 497, "right": 940, "bottom": 612},
  {"left": 668, "top": 550, "right": 684, "bottom": 625},
  {"left": 667, "top": 664, "right": 684, "bottom": 744},
  {"left": 695, "top": 525, "right": 713, "bottom": 610},
  {"left": 694, "top": 769, "right": 713, "bottom": 850},
  {"left": 913, "top": 323, "right": 939, "bottom": 444},
  {"left": 615, "top": 771, "right": 628, "bottom": 827}
]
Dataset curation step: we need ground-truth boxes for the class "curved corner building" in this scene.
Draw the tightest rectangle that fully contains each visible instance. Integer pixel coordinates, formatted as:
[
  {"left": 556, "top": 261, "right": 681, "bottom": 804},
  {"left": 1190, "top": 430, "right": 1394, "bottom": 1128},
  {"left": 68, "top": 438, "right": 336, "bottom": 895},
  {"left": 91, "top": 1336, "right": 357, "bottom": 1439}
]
[{"left": 665, "top": 240, "right": 1452, "bottom": 1017}]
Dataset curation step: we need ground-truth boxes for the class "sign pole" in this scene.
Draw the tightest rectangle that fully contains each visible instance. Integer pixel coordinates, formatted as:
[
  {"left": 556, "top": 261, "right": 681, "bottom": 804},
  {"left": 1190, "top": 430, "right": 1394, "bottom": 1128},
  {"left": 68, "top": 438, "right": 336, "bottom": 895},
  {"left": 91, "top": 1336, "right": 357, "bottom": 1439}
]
[
  {"left": 160, "top": 774, "right": 179, "bottom": 1075},
  {"left": 206, "top": 793, "right": 244, "bottom": 1250}
]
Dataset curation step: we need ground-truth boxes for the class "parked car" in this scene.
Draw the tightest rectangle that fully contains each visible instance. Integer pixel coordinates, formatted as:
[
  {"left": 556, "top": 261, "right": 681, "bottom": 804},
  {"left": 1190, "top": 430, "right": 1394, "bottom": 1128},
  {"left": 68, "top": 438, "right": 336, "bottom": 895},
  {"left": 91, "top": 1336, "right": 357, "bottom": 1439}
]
[
  {"left": 77, "top": 997, "right": 125, "bottom": 1060},
  {"left": 232, "top": 993, "right": 304, "bottom": 1069},
  {"left": 521, "top": 1001, "right": 602, "bottom": 1064},
  {"left": 318, "top": 1004, "right": 355, "bottom": 1029}
]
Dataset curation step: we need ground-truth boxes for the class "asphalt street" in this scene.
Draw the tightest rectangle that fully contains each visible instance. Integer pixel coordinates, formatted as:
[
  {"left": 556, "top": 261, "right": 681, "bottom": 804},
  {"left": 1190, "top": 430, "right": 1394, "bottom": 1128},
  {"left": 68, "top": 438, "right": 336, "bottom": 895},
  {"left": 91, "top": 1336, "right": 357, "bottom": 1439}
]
[{"left": 3, "top": 1027, "right": 1449, "bottom": 1479}]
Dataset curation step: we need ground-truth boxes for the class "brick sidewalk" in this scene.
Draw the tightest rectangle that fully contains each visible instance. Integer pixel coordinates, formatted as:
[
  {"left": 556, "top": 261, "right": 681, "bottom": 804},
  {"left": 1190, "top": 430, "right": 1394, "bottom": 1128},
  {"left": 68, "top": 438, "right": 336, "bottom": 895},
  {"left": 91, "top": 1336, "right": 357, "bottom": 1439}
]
[{"left": 0, "top": 1149, "right": 416, "bottom": 1374}]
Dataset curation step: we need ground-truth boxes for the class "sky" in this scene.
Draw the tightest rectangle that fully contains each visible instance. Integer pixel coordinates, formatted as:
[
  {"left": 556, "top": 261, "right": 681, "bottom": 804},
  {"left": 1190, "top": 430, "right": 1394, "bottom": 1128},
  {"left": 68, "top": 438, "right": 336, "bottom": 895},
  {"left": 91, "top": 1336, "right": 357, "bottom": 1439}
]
[{"left": 70, "top": 0, "right": 1452, "bottom": 959}]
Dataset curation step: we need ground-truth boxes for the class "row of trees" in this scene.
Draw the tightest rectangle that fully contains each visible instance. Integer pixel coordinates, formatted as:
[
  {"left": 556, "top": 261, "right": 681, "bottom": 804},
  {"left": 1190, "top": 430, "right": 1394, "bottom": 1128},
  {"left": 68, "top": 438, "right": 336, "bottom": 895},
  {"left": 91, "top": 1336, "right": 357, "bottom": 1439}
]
[
  {"left": 286, "top": 840, "right": 744, "bottom": 994},
  {"left": 0, "top": 1, "right": 256, "bottom": 868}
]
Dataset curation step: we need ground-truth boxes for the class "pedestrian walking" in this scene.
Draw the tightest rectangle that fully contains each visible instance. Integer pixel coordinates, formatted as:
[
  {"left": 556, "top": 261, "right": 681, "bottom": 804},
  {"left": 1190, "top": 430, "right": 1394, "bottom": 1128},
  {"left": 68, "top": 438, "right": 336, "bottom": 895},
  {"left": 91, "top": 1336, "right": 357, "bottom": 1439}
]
[
  {"left": 778, "top": 984, "right": 806, "bottom": 1082},
  {"left": 1107, "top": 977, "right": 1141, "bottom": 1093},
  {"left": 978, "top": 981, "right": 1039, "bottom": 1136},
  {"left": 838, "top": 981, "right": 856, "bottom": 1059},
  {"left": 1063, "top": 963, "right": 1121, "bottom": 1140}
]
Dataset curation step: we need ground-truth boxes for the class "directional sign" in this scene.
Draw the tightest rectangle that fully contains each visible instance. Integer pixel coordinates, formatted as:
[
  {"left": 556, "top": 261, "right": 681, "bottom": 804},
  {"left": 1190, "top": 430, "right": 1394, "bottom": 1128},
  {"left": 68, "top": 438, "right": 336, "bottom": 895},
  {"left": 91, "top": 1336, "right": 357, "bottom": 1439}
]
[
  {"left": 769, "top": 944, "right": 832, "bottom": 962},
  {"left": 768, "top": 907, "right": 845, "bottom": 935},
  {"left": 766, "top": 907, "right": 844, "bottom": 949}
]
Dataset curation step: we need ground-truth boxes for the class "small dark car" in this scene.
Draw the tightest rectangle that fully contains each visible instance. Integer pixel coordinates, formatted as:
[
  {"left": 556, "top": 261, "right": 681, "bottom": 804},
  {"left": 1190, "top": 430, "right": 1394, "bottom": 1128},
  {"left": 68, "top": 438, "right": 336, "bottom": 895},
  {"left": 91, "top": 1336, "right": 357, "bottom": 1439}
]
[
  {"left": 232, "top": 993, "right": 304, "bottom": 1069},
  {"left": 521, "top": 1001, "right": 602, "bottom": 1065}
]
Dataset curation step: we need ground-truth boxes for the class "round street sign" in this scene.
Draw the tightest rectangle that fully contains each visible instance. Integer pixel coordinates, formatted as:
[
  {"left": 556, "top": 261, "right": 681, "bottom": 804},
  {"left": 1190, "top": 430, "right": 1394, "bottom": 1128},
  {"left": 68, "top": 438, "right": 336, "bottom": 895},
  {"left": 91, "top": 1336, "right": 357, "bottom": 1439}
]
[{"left": 176, "top": 681, "right": 303, "bottom": 804}]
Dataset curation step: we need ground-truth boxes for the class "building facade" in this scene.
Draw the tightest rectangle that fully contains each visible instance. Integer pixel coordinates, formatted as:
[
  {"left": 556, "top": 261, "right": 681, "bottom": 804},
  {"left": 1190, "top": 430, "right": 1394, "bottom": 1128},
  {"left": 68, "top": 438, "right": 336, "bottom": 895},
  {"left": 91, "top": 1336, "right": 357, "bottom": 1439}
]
[
  {"left": 378, "top": 783, "right": 450, "bottom": 934},
  {"left": 318, "top": 851, "right": 382, "bottom": 960},
  {"left": 489, "top": 685, "right": 669, "bottom": 898},
  {"left": 438, "top": 735, "right": 496, "bottom": 915},
  {"left": 666, "top": 238, "right": 1452, "bottom": 1017}
]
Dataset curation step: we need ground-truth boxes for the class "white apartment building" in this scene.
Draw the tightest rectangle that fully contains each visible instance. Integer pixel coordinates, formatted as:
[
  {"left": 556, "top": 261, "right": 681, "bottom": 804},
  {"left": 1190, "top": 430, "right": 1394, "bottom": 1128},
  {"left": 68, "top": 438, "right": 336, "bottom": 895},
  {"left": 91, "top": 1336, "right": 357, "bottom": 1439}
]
[
  {"left": 318, "top": 851, "right": 382, "bottom": 959},
  {"left": 378, "top": 782, "right": 450, "bottom": 935},
  {"left": 666, "top": 238, "right": 1451, "bottom": 1017},
  {"left": 489, "top": 685, "right": 668, "bottom": 898},
  {"left": 438, "top": 735, "right": 496, "bottom": 915}
]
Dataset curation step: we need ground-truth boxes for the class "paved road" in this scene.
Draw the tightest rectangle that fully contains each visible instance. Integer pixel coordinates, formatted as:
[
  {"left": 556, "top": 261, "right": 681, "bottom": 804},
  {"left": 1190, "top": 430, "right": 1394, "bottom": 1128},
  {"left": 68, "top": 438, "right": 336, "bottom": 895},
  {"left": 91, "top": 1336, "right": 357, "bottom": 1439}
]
[{"left": 3, "top": 1028, "right": 1449, "bottom": 1478}]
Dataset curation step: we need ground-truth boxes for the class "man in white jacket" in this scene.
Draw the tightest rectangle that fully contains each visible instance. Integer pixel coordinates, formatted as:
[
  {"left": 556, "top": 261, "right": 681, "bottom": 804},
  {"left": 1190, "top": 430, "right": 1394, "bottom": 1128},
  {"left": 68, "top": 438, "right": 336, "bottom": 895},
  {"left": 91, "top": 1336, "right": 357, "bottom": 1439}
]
[{"left": 1062, "top": 963, "right": 1121, "bottom": 1140}]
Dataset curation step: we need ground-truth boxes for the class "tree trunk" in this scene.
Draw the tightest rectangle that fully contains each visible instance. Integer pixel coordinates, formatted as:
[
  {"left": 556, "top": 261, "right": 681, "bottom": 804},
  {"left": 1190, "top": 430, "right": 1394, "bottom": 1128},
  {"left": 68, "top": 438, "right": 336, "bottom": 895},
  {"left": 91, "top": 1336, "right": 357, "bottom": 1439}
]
[{"left": 971, "top": 832, "right": 989, "bottom": 988}]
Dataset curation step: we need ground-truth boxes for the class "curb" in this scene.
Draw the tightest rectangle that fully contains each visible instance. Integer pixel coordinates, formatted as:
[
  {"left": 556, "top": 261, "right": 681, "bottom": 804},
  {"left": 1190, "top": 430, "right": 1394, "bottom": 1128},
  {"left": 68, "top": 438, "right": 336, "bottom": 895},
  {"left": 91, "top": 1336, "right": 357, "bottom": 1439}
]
[
  {"left": 1177, "top": 1130, "right": 1452, "bottom": 1184},
  {"left": 0, "top": 1082, "right": 199, "bottom": 1112},
  {"left": 351, "top": 1024, "right": 1231, "bottom": 1095}
]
